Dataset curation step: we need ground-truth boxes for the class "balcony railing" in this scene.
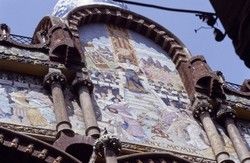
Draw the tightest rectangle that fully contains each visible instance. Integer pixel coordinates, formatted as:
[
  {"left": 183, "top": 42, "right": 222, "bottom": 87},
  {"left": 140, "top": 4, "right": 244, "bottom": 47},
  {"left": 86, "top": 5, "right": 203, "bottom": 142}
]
[
  {"left": 9, "top": 34, "right": 33, "bottom": 45},
  {"left": 225, "top": 82, "right": 241, "bottom": 91}
]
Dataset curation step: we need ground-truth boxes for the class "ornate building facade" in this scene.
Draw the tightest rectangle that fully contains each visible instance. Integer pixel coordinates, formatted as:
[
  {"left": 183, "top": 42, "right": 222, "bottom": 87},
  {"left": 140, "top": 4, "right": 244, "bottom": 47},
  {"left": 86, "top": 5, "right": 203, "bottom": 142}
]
[{"left": 0, "top": 0, "right": 249, "bottom": 162}]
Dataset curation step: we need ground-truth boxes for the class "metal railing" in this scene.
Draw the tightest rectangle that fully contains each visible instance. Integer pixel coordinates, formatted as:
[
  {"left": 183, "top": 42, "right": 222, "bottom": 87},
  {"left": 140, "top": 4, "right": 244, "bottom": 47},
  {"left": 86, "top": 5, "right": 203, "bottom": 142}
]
[
  {"left": 9, "top": 34, "right": 33, "bottom": 45},
  {"left": 225, "top": 82, "right": 241, "bottom": 91}
]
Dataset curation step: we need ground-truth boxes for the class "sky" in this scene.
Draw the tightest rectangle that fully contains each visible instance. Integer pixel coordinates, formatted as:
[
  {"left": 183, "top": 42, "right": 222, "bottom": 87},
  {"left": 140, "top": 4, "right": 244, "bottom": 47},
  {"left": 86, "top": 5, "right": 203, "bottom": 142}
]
[{"left": 0, "top": 0, "right": 249, "bottom": 84}]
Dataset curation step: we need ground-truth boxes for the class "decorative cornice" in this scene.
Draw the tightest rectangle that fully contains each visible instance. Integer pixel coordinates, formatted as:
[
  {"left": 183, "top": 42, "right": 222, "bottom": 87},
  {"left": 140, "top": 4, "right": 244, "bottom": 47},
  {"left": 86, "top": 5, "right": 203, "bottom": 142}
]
[
  {"left": 117, "top": 152, "right": 191, "bottom": 163},
  {"left": 0, "top": 122, "right": 57, "bottom": 137},
  {"left": 121, "top": 143, "right": 216, "bottom": 163}
]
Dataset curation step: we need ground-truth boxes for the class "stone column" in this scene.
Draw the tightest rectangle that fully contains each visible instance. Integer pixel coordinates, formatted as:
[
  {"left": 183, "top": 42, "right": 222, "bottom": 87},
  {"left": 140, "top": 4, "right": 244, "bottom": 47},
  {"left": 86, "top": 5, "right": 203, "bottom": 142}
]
[
  {"left": 217, "top": 105, "right": 250, "bottom": 163},
  {"left": 192, "top": 97, "right": 233, "bottom": 163},
  {"left": 72, "top": 68, "right": 100, "bottom": 138},
  {"left": 94, "top": 131, "right": 121, "bottom": 163},
  {"left": 44, "top": 68, "right": 72, "bottom": 134}
]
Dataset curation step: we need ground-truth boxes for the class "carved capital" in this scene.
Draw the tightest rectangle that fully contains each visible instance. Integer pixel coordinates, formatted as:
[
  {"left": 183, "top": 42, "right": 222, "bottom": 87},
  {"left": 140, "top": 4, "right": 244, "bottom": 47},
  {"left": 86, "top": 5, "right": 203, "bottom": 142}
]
[
  {"left": 94, "top": 132, "right": 122, "bottom": 157},
  {"left": 191, "top": 95, "right": 213, "bottom": 119},
  {"left": 217, "top": 104, "right": 236, "bottom": 121},
  {"left": 43, "top": 68, "right": 66, "bottom": 90},
  {"left": 72, "top": 68, "right": 94, "bottom": 93}
]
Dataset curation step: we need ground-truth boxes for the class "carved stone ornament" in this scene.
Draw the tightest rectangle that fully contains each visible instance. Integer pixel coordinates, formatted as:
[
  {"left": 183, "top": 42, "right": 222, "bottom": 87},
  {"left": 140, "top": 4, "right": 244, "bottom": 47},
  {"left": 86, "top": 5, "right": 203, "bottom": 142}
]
[
  {"left": 121, "top": 143, "right": 216, "bottom": 163},
  {"left": 216, "top": 104, "right": 236, "bottom": 121},
  {"left": 72, "top": 68, "right": 94, "bottom": 93},
  {"left": 94, "top": 131, "right": 122, "bottom": 157},
  {"left": 44, "top": 68, "right": 67, "bottom": 90},
  {"left": 191, "top": 95, "right": 213, "bottom": 119}
]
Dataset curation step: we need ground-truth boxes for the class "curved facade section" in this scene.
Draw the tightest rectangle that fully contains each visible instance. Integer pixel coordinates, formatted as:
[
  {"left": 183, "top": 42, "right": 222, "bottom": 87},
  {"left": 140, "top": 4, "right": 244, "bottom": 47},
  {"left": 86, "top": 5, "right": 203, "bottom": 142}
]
[{"left": 52, "top": 0, "right": 127, "bottom": 17}]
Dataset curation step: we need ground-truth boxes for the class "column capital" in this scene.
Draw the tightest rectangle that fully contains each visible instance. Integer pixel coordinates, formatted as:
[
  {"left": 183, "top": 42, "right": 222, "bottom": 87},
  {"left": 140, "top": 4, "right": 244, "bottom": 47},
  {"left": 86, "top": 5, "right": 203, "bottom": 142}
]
[
  {"left": 72, "top": 68, "right": 94, "bottom": 93},
  {"left": 191, "top": 95, "right": 213, "bottom": 119},
  {"left": 94, "top": 131, "right": 122, "bottom": 157},
  {"left": 43, "top": 68, "right": 66, "bottom": 90},
  {"left": 217, "top": 104, "right": 236, "bottom": 121}
]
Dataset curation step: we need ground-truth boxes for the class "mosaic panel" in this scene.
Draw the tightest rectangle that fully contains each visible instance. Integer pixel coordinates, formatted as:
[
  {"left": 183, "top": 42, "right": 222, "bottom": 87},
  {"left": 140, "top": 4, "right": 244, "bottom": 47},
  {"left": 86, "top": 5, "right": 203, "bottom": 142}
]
[
  {"left": 0, "top": 71, "right": 85, "bottom": 134},
  {"left": 79, "top": 23, "right": 216, "bottom": 158},
  {"left": 0, "top": 71, "right": 56, "bottom": 129},
  {"left": 65, "top": 89, "right": 85, "bottom": 135}
]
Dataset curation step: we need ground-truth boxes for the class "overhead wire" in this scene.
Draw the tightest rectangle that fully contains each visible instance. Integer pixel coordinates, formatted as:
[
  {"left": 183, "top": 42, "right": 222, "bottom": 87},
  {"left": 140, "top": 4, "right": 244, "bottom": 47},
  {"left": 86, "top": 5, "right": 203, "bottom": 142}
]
[{"left": 113, "top": 0, "right": 215, "bottom": 15}]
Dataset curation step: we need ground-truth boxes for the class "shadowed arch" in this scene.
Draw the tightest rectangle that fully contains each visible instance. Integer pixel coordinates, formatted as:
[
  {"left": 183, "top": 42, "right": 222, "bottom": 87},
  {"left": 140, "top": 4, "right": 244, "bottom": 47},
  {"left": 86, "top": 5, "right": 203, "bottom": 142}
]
[{"left": 0, "top": 127, "right": 81, "bottom": 163}]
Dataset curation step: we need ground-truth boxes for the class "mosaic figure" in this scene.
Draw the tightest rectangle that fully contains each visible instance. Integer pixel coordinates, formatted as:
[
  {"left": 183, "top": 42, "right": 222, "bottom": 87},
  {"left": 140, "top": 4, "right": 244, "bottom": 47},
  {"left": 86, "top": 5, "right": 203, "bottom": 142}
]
[{"left": 0, "top": 72, "right": 56, "bottom": 129}]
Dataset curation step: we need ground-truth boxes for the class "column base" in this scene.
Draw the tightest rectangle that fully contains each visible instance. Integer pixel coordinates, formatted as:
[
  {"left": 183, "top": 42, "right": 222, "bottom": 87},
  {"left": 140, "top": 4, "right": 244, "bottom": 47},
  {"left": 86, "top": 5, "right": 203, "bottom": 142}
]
[
  {"left": 86, "top": 126, "right": 101, "bottom": 138},
  {"left": 242, "top": 157, "right": 250, "bottom": 163},
  {"left": 217, "top": 152, "right": 235, "bottom": 163}
]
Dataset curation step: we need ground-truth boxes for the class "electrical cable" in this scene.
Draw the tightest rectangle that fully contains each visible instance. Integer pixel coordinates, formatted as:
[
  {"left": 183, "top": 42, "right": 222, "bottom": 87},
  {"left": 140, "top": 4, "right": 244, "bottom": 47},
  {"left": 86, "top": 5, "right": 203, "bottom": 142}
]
[{"left": 113, "top": 0, "right": 215, "bottom": 15}]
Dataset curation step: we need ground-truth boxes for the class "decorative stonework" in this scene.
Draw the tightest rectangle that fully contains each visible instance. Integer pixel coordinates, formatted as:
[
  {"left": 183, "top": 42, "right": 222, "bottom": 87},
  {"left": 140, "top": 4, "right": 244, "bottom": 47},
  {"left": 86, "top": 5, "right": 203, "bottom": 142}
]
[
  {"left": 66, "top": 5, "right": 191, "bottom": 65},
  {"left": 0, "top": 122, "right": 57, "bottom": 137},
  {"left": 191, "top": 95, "right": 213, "bottom": 119},
  {"left": 44, "top": 69, "right": 67, "bottom": 90},
  {"left": 72, "top": 69, "right": 94, "bottom": 93},
  {"left": 94, "top": 131, "right": 122, "bottom": 157},
  {"left": 216, "top": 104, "right": 236, "bottom": 121},
  {"left": 121, "top": 143, "right": 216, "bottom": 163}
]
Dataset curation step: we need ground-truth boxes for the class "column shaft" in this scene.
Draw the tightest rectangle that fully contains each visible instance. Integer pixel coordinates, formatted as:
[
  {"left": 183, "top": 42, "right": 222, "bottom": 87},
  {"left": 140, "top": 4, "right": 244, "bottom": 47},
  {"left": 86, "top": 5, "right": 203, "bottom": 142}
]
[
  {"left": 225, "top": 118, "right": 250, "bottom": 163},
  {"left": 105, "top": 149, "right": 118, "bottom": 163},
  {"left": 200, "top": 112, "right": 231, "bottom": 163},
  {"left": 51, "top": 82, "right": 71, "bottom": 131},
  {"left": 78, "top": 86, "right": 100, "bottom": 137}
]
